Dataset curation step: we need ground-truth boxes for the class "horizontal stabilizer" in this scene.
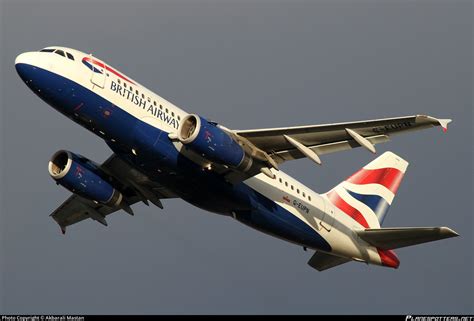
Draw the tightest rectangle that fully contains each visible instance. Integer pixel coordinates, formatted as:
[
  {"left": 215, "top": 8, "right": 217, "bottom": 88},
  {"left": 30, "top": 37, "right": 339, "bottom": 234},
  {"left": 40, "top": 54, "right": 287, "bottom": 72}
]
[
  {"left": 308, "top": 251, "right": 351, "bottom": 271},
  {"left": 357, "top": 227, "right": 459, "bottom": 250}
]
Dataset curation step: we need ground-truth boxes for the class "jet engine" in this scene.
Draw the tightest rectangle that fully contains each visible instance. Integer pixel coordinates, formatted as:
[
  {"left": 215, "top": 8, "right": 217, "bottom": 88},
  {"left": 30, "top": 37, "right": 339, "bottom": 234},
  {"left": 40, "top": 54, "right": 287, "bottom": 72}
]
[
  {"left": 177, "top": 114, "right": 278, "bottom": 178},
  {"left": 48, "top": 150, "right": 122, "bottom": 206},
  {"left": 177, "top": 114, "right": 245, "bottom": 166}
]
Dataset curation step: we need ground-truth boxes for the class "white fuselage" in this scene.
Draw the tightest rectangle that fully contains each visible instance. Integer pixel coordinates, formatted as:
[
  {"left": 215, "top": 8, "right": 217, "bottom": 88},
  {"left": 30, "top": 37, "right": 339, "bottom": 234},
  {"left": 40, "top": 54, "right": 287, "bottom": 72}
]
[{"left": 15, "top": 46, "right": 385, "bottom": 267}]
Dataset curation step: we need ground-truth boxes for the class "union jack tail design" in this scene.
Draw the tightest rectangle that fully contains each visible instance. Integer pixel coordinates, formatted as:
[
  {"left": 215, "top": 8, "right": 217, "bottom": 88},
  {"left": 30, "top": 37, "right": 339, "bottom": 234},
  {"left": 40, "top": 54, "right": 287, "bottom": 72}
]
[{"left": 324, "top": 151, "right": 409, "bottom": 229}]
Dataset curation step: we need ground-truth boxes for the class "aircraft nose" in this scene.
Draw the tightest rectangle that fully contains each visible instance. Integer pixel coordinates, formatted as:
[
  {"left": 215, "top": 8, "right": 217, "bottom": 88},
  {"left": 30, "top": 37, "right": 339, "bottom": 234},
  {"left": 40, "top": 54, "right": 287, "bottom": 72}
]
[
  {"left": 15, "top": 51, "right": 68, "bottom": 109},
  {"left": 15, "top": 52, "right": 26, "bottom": 65},
  {"left": 15, "top": 52, "right": 39, "bottom": 81},
  {"left": 15, "top": 51, "right": 38, "bottom": 66}
]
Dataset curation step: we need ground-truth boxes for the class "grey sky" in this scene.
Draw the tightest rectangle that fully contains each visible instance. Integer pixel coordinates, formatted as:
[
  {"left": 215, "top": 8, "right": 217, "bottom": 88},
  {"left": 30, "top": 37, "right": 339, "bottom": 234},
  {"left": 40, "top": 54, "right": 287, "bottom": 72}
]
[{"left": 0, "top": 0, "right": 472, "bottom": 314}]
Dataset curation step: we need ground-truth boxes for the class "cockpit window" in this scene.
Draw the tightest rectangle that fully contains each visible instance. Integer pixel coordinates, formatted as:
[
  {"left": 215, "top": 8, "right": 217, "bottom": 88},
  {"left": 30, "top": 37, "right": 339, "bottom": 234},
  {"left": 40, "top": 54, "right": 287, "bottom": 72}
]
[
  {"left": 39, "top": 48, "right": 75, "bottom": 61},
  {"left": 54, "top": 49, "right": 65, "bottom": 57}
]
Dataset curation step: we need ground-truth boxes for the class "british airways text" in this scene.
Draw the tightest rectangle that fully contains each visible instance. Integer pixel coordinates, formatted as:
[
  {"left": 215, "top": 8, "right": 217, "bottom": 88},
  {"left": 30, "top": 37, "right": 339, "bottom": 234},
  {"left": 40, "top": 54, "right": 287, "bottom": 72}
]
[{"left": 110, "top": 80, "right": 179, "bottom": 129}]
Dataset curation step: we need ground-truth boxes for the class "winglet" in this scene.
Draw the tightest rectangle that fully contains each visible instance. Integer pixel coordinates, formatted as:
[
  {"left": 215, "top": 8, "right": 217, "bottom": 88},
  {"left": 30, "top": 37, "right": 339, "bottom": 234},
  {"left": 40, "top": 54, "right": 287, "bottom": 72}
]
[
  {"left": 422, "top": 115, "right": 452, "bottom": 133},
  {"left": 438, "top": 119, "right": 452, "bottom": 133}
]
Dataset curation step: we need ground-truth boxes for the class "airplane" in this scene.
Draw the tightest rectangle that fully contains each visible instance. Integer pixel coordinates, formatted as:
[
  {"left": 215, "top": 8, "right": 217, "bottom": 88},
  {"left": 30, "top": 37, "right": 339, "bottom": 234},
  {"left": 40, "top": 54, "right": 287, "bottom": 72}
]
[{"left": 15, "top": 46, "right": 458, "bottom": 271}]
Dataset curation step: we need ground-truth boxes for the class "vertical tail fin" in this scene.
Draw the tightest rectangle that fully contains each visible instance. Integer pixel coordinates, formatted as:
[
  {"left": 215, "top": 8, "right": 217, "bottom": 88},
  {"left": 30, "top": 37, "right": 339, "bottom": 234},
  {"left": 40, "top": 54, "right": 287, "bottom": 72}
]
[{"left": 325, "top": 151, "right": 409, "bottom": 228}]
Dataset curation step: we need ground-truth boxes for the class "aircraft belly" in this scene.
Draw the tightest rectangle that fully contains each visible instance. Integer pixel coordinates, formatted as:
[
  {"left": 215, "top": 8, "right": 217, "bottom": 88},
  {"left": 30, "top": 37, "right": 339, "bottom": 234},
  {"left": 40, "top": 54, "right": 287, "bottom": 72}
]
[
  {"left": 223, "top": 181, "right": 330, "bottom": 251},
  {"left": 22, "top": 64, "right": 340, "bottom": 253},
  {"left": 234, "top": 203, "right": 331, "bottom": 251}
]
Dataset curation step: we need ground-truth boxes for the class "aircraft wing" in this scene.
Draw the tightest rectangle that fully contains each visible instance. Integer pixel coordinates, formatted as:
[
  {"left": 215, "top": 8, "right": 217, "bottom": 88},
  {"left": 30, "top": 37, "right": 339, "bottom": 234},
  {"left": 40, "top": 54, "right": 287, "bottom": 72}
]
[
  {"left": 50, "top": 154, "right": 177, "bottom": 233},
  {"left": 235, "top": 115, "right": 451, "bottom": 165}
]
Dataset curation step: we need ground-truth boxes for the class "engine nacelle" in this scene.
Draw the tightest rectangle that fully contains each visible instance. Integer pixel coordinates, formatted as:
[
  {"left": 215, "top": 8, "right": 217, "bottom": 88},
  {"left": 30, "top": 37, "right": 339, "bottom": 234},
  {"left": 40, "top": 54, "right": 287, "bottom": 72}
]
[
  {"left": 48, "top": 150, "right": 122, "bottom": 206},
  {"left": 178, "top": 114, "right": 246, "bottom": 167}
]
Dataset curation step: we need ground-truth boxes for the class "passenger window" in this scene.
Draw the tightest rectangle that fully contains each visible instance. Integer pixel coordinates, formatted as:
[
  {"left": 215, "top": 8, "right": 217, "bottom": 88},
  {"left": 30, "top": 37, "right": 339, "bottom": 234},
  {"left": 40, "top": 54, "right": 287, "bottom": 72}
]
[
  {"left": 129, "top": 86, "right": 133, "bottom": 91},
  {"left": 308, "top": 196, "right": 312, "bottom": 201},
  {"left": 54, "top": 49, "right": 65, "bottom": 57},
  {"left": 178, "top": 115, "right": 181, "bottom": 120},
  {"left": 147, "top": 97, "right": 151, "bottom": 102},
  {"left": 297, "top": 189, "right": 300, "bottom": 194},
  {"left": 279, "top": 178, "right": 282, "bottom": 183},
  {"left": 66, "top": 52, "right": 74, "bottom": 61},
  {"left": 117, "top": 79, "right": 121, "bottom": 84},
  {"left": 291, "top": 185, "right": 294, "bottom": 190},
  {"left": 166, "top": 108, "right": 169, "bottom": 113},
  {"left": 302, "top": 192, "right": 306, "bottom": 197},
  {"left": 135, "top": 90, "right": 139, "bottom": 95},
  {"left": 159, "top": 105, "right": 163, "bottom": 110},
  {"left": 153, "top": 101, "right": 157, "bottom": 106},
  {"left": 171, "top": 112, "right": 175, "bottom": 117},
  {"left": 285, "top": 182, "right": 288, "bottom": 187},
  {"left": 123, "top": 83, "right": 127, "bottom": 88},
  {"left": 141, "top": 93, "right": 145, "bottom": 99}
]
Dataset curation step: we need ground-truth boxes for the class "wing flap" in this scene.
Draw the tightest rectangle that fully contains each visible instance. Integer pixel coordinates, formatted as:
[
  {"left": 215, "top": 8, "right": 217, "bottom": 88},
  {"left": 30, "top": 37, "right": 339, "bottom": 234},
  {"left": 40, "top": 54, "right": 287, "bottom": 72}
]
[{"left": 357, "top": 227, "right": 459, "bottom": 250}]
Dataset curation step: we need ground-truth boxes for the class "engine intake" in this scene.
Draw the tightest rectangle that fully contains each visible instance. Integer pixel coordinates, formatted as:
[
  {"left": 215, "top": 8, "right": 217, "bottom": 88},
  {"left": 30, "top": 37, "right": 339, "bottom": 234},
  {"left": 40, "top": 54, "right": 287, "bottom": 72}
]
[
  {"left": 48, "top": 150, "right": 122, "bottom": 206},
  {"left": 178, "top": 114, "right": 245, "bottom": 167}
]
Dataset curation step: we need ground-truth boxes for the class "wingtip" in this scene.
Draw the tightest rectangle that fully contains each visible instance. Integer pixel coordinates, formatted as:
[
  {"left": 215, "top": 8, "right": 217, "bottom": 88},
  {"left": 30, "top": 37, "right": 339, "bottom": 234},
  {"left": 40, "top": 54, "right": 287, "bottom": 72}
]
[
  {"left": 439, "top": 226, "right": 459, "bottom": 237},
  {"left": 421, "top": 115, "right": 452, "bottom": 133},
  {"left": 439, "top": 119, "right": 452, "bottom": 133}
]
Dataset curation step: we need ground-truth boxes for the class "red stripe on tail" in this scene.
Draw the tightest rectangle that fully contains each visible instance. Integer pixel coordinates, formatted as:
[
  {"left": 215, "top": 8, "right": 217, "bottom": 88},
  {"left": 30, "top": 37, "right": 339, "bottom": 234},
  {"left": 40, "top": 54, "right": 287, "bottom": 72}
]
[
  {"left": 346, "top": 167, "right": 404, "bottom": 194},
  {"left": 326, "top": 191, "right": 369, "bottom": 228}
]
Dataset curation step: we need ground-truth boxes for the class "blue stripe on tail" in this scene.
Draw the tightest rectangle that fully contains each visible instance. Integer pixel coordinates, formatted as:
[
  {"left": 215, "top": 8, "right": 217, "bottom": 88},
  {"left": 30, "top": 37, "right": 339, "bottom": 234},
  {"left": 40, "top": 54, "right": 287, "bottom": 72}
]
[{"left": 345, "top": 189, "right": 391, "bottom": 224}]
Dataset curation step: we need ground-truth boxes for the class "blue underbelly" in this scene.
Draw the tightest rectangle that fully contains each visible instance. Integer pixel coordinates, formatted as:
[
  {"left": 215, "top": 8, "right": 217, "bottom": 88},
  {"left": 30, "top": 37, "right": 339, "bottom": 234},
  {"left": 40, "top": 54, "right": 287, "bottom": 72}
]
[{"left": 17, "top": 63, "right": 331, "bottom": 252}]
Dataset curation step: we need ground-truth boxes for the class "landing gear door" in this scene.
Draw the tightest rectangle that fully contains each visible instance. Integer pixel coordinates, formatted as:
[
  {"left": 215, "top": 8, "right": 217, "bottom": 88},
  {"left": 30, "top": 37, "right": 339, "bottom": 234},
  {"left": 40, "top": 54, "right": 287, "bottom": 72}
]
[
  {"left": 89, "top": 55, "right": 106, "bottom": 88},
  {"left": 320, "top": 199, "right": 336, "bottom": 232}
]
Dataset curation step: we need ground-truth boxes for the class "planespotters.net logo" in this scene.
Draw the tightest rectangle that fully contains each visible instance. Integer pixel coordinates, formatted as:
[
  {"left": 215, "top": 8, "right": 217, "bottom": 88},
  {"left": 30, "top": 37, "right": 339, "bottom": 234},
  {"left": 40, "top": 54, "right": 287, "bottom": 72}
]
[{"left": 406, "top": 316, "right": 473, "bottom": 321}]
